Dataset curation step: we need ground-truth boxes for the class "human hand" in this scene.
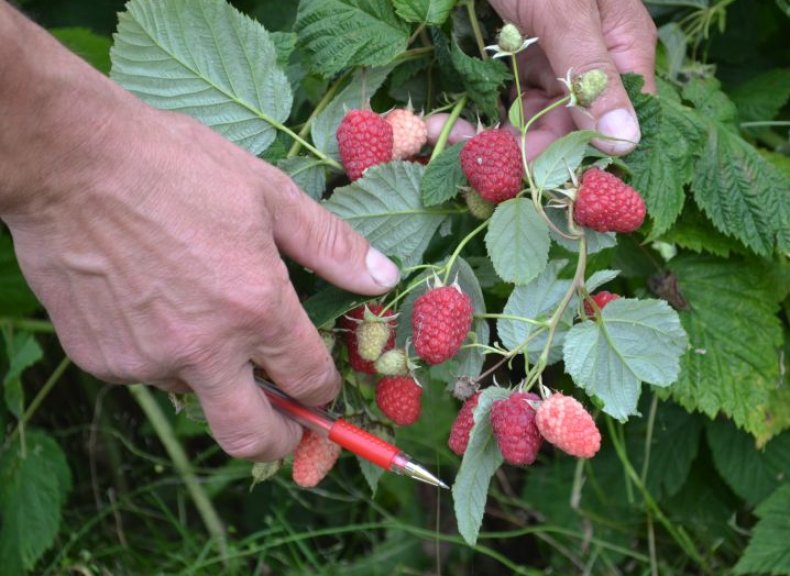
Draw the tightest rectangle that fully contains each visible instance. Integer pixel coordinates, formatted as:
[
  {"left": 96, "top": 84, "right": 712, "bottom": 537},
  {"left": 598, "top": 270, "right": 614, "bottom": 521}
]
[
  {"left": 0, "top": 10, "right": 400, "bottom": 460},
  {"left": 427, "top": 0, "right": 657, "bottom": 159}
]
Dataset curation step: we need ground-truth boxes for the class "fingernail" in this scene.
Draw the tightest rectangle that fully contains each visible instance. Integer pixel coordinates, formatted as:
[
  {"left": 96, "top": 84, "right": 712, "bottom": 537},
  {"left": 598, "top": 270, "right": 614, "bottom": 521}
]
[
  {"left": 366, "top": 247, "right": 400, "bottom": 289},
  {"left": 596, "top": 109, "right": 641, "bottom": 155}
]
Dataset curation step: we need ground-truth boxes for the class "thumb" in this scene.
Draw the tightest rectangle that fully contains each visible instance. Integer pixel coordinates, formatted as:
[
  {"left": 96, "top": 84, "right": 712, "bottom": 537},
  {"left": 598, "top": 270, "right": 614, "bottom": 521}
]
[
  {"left": 528, "top": 0, "right": 656, "bottom": 155},
  {"left": 264, "top": 165, "right": 400, "bottom": 295}
]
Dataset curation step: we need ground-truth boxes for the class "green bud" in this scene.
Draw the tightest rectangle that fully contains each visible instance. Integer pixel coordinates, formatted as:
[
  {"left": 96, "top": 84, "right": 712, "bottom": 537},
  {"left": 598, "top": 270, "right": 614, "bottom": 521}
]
[
  {"left": 374, "top": 349, "right": 409, "bottom": 376},
  {"left": 465, "top": 190, "right": 495, "bottom": 220},
  {"left": 572, "top": 69, "right": 608, "bottom": 108},
  {"left": 497, "top": 23, "right": 524, "bottom": 53}
]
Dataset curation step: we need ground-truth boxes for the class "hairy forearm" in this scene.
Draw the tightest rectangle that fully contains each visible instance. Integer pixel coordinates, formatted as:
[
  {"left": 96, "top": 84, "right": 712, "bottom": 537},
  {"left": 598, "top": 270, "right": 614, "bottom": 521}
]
[{"left": 0, "top": 1, "right": 134, "bottom": 222}]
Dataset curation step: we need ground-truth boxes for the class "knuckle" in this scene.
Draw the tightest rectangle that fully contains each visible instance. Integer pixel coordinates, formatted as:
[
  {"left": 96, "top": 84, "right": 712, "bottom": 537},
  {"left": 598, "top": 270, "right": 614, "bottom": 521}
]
[{"left": 311, "top": 216, "right": 358, "bottom": 263}]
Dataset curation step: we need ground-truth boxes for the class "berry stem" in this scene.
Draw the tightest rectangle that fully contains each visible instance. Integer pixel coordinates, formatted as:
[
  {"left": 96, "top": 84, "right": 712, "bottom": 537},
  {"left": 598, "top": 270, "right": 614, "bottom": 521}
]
[
  {"left": 441, "top": 218, "right": 490, "bottom": 284},
  {"left": 429, "top": 95, "right": 468, "bottom": 161},
  {"left": 465, "top": 0, "right": 488, "bottom": 59},
  {"left": 475, "top": 313, "right": 548, "bottom": 327},
  {"left": 266, "top": 114, "right": 343, "bottom": 170},
  {"left": 287, "top": 70, "right": 352, "bottom": 158}
]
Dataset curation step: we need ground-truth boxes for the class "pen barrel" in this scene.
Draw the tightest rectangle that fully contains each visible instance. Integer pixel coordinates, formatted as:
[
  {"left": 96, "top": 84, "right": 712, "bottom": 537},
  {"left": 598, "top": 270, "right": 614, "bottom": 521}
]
[
  {"left": 328, "top": 419, "right": 400, "bottom": 470},
  {"left": 263, "top": 387, "right": 333, "bottom": 436}
]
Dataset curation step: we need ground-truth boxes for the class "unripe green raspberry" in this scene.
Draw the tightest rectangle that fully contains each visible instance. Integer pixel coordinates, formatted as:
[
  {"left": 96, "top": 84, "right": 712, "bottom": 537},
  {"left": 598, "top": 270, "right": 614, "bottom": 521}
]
[
  {"left": 357, "top": 320, "right": 392, "bottom": 361},
  {"left": 464, "top": 189, "right": 495, "bottom": 220},
  {"left": 497, "top": 23, "right": 524, "bottom": 53},
  {"left": 572, "top": 69, "right": 608, "bottom": 108},
  {"left": 374, "top": 348, "right": 409, "bottom": 376},
  {"left": 319, "top": 329, "right": 336, "bottom": 353}
]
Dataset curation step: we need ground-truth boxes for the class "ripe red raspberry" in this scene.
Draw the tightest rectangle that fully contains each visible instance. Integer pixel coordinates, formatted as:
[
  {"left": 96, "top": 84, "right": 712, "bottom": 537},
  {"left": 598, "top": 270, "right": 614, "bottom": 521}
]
[
  {"left": 412, "top": 284, "right": 474, "bottom": 365},
  {"left": 460, "top": 129, "right": 523, "bottom": 203},
  {"left": 573, "top": 168, "right": 646, "bottom": 233},
  {"left": 336, "top": 109, "right": 393, "bottom": 181},
  {"left": 376, "top": 376, "right": 422, "bottom": 425},
  {"left": 490, "top": 392, "right": 543, "bottom": 465},
  {"left": 448, "top": 392, "right": 481, "bottom": 455},
  {"left": 385, "top": 108, "right": 427, "bottom": 160},
  {"left": 583, "top": 291, "right": 621, "bottom": 316},
  {"left": 340, "top": 304, "right": 396, "bottom": 374},
  {"left": 535, "top": 393, "right": 601, "bottom": 458},
  {"left": 292, "top": 429, "right": 342, "bottom": 488}
]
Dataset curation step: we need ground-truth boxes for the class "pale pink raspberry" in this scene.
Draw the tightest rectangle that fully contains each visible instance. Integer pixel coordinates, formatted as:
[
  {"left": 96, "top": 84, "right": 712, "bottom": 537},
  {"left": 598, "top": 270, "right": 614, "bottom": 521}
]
[
  {"left": 385, "top": 108, "right": 427, "bottom": 160},
  {"left": 535, "top": 393, "right": 601, "bottom": 458}
]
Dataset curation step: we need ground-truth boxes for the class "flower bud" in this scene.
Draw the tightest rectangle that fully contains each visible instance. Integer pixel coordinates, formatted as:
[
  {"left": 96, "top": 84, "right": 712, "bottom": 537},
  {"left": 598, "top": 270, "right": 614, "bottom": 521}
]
[{"left": 497, "top": 23, "right": 524, "bottom": 53}]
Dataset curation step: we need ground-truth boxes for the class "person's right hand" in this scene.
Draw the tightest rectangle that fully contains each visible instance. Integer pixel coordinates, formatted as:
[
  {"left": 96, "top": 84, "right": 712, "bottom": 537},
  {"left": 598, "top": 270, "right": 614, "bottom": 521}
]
[{"left": 0, "top": 2, "right": 400, "bottom": 461}]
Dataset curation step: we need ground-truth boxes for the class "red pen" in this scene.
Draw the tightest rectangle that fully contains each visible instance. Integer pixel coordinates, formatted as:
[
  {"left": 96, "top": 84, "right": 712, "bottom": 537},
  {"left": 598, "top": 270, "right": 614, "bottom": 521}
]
[{"left": 254, "top": 374, "right": 449, "bottom": 489}]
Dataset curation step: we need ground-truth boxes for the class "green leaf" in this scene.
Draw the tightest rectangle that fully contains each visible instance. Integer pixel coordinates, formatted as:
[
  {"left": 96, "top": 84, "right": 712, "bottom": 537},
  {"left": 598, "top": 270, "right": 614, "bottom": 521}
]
[
  {"left": 311, "top": 67, "right": 392, "bottom": 161},
  {"left": 707, "top": 419, "right": 790, "bottom": 507},
  {"left": 2, "top": 330, "right": 43, "bottom": 419},
  {"left": 563, "top": 299, "right": 688, "bottom": 420},
  {"left": 666, "top": 255, "right": 786, "bottom": 446},
  {"left": 657, "top": 23, "right": 687, "bottom": 80},
  {"left": 110, "top": 0, "right": 292, "bottom": 156},
  {"left": 485, "top": 198, "right": 550, "bottom": 285},
  {"left": 734, "top": 483, "right": 790, "bottom": 575},
  {"left": 545, "top": 207, "right": 616, "bottom": 255},
  {"left": 0, "top": 234, "right": 40, "bottom": 317},
  {"left": 729, "top": 69, "right": 790, "bottom": 123},
  {"left": 449, "top": 42, "right": 510, "bottom": 120},
  {"left": 691, "top": 118, "right": 788, "bottom": 256},
  {"left": 0, "top": 430, "right": 72, "bottom": 575},
  {"left": 498, "top": 260, "right": 572, "bottom": 365},
  {"left": 421, "top": 142, "right": 465, "bottom": 206},
  {"left": 660, "top": 204, "right": 748, "bottom": 257},
  {"left": 270, "top": 31, "right": 297, "bottom": 68},
  {"left": 302, "top": 285, "right": 368, "bottom": 329},
  {"left": 278, "top": 156, "right": 326, "bottom": 201},
  {"left": 531, "top": 131, "right": 596, "bottom": 190},
  {"left": 295, "top": 0, "right": 410, "bottom": 78},
  {"left": 50, "top": 27, "right": 111, "bottom": 74},
  {"left": 325, "top": 161, "right": 445, "bottom": 269},
  {"left": 682, "top": 77, "right": 738, "bottom": 129},
  {"left": 452, "top": 386, "right": 510, "bottom": 545},
  {"left": 623, "top": 75, "right": 705, "bottom": 236},
  {"left": 392, "top": 0, "right": 455, "bottom": 24}
]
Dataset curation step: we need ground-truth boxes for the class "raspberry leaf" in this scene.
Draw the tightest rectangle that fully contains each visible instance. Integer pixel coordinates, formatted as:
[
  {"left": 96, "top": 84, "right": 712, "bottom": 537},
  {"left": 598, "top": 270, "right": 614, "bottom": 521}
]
[
  {"left": 278, "top": 156, "right": 327, "bottom": 201},
  {"left": 485, "top": 198, "right": 550, "bottom": 285},
  {"left": 531, "top": 130, "right": 596, "bottom": 190},
  {"left": 421, "top": 142, "right": 465, "bottom": 206},
  {"left": 295, "top": 0, "right": 409, "bottom": 78},
  {"left": 393, "top": 0, "right": 455, "bottom": 25},
  {"left": 706, "top": 419, "right": 790, "bottom": 507},
  {"left": 0, "top": 430, "right": 72, "bottom": 574},
  {"left": 111, "top": 0, "right": 292, "bottom": 156},
  {"left": 664, "top": 255, "right": 789, "bottom": 445},
  {"left": 311, "top": 66, "right": 392, "bottom": 161},
  {"left": 446, "top": 41, "right": 510, "bottom": 120},
  {"left": 733, "top": 484, "right": 790, "bottom": 575},
  {"left": 563, "top": 299, "right": 688, "bottom": 420},
  {"left": 498, "top": 260, "right": 572, "bottom": 365},
  {"left": 2, "top": 329, "right": 42, "bottom": 419},
  {"left": 452, "top": 386, "right": 510, "bottom": 546},
  {"left": 728, "top": 68, "right": 790, "bottom": 124},
  {"left": 325, "top": 161, "right": 446, "bottom": 268}
]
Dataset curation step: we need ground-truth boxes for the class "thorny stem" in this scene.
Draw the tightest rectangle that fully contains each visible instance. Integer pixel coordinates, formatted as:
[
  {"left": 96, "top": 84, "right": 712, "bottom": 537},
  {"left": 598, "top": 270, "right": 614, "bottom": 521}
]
[
  {"left": 605, "top": 417, "right": 710, "bottom": 572},
  {"left": 429, "top": 95, "right": 468, "bottom": 161},
  {"left": 465, "top": 0, "right": 488, "bottom": 59},
  {"left": 524, "top": 234, "right": 588, "bottom": 390},
  {"left": 442, "top": 218, "right": 490, "bottom": 284},
  {"left": 287, "top": 70, "right": 352, "bottom": 158}
]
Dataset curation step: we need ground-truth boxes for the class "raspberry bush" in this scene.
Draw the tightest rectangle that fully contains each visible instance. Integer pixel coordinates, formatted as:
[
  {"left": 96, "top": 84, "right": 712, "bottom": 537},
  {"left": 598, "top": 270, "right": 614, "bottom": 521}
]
[{"left": 2, "top": 0, "right": 789, "bottom": 574}]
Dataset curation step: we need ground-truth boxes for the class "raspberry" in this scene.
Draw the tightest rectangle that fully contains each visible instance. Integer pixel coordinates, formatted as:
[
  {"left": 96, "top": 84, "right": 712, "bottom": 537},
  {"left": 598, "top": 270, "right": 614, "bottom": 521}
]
[
  {"left": 374, "top": 348, "right": 409, "bottom": 376},
  {"left": 385, "top": 108, "right": 427, "bottom": 160},
  {"left": 535, "top": 393, "right": 601, "bottom": 458},
  {"left": 490, "top": 392, "right": 543, "bottom": 465},
  {"left": 340, "top": 304, "right": 396, "bottom": 374},
  {"left": 412, "top": 284, "right": 474, "bottom": 365},
  {"left": 337, "top": 109, "right": 393, "bottom": 181},
  {"left": 571, "top": 69, "right": 608, "bottom": 108},
  {"left": 460, "top": 129, "right": 523, "bottom": 203},
  {"left": 573, "top": 168, "right": 646, "bottom": 233},
  {"left": 448, "top": 392, "right": 481, "bottom": 455},
  {"left": 356, "top": 309, "right": 396, "bottom": 361},
  {"left": 292, "top": 429, "right": 342, "bottom": 488},
  {"left": 583, "top": 291, "right": 620, "bottom": 316},
  {"left": 376, "top": 376, "right": 422, "bottom": 425}
]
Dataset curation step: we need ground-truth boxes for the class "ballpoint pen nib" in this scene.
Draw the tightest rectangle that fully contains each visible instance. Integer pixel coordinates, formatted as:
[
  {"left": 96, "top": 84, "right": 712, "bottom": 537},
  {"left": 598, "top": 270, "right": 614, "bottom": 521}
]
[{"left": 403, "top": 460, "right": 450, "bottom": 489}]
